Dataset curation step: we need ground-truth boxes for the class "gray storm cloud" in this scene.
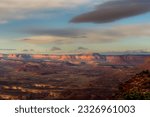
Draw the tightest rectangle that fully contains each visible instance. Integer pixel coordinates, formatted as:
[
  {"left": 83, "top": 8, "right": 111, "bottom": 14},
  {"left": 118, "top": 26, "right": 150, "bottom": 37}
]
[{"left": 71, "top": 0, "right": 150, "bottom": 23}]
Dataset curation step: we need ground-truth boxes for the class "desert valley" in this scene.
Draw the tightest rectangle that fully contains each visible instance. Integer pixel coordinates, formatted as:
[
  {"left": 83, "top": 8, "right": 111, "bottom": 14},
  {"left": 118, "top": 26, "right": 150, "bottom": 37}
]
[{"left": 0, "top": 53, "right": 149, "bottom": 100}]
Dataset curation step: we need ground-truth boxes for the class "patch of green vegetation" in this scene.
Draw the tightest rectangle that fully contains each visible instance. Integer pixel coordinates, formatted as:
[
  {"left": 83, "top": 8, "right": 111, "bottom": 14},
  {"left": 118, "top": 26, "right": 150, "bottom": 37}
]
[
  {"left": 123, "top": 91, "right": 150, "bottom": 100},
  {"left": 137, "top": 70, "right": 150, "bottom": 77}
]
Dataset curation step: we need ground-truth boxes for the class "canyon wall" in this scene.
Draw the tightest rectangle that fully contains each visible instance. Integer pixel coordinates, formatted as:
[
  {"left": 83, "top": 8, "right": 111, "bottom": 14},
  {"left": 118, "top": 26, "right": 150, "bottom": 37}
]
[{"left": 0, "top": 53, "right": 150, "bottom": 65}]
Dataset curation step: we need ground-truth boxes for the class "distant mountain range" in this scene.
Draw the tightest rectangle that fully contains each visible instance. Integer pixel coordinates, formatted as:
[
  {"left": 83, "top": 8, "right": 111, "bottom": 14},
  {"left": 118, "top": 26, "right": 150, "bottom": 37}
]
[{"left": 1, "top": 53, "right": 150, "bottom": 66}]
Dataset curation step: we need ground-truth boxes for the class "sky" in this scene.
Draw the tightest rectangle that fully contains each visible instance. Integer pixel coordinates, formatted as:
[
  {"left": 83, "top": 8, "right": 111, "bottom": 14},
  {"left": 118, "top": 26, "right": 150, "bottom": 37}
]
[{"left": 0, "top": 0, "right": 150, "bottom": 54}]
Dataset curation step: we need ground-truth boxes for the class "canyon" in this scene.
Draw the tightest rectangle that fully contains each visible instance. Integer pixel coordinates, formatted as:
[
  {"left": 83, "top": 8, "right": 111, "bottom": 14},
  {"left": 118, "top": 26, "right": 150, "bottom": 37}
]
[
  {"left": 0, "top": 53, "right": 150, "bottom": 65},
  {"left": 0, "top": 53, "right": 150, "bottom": 100}
]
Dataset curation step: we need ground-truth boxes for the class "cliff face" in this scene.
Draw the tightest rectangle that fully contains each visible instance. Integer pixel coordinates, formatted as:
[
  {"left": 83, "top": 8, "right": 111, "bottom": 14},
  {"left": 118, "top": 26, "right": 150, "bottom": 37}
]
[
  {"left": 0, "top": 53, "right": 150, "bottom": 65},
  {"left": 139, "top": 58, "right": 150, "bottom": 70},
  {"left": 116, "top": 70, "right": 150, "bottom": 100},
  {"left": 32, "top": 54, "right": 149, "bottom": 65},
  {"left": 106, "top": 55, "right": 147, "bottom": 65}
]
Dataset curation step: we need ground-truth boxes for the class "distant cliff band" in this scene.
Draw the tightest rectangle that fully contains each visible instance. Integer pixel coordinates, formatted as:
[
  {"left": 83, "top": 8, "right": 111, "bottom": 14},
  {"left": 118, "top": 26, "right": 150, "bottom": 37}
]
[{"left": 0, "top": 53, "right": 150, "bottom": 65}]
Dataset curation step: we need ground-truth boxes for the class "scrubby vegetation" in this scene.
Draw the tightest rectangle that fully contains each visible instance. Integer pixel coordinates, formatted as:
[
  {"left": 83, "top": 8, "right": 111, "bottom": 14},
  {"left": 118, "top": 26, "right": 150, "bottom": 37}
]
[{"left": 116, "top": 70, "right": 150, "bottom": 100}]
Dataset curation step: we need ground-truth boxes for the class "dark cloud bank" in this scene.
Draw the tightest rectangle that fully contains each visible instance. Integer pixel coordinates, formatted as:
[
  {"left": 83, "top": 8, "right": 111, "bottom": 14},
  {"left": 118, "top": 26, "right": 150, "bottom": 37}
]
[
  {"left": 22, "top": 28, "right": 86, "bottom": 38},
  {"left": 51, "top": 47, "right": 62, "bottom": 51},
  {"left": 71, "top": 0, "right": 150, "bottom": 23},
  {"left": 77, "top": 47, "right": 88, "bottom": 50}
]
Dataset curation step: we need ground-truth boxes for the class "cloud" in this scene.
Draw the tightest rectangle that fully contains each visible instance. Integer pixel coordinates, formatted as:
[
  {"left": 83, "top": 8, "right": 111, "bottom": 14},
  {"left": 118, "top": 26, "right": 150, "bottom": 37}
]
[
  {"left": 73, "top": 47, "right": 89, "bottom": 53},
  {"left": 22, "top": 28, "right": 86, "bottom": 38},
  {"left": 0, "top": 0, "right": 91, "bottom": 23},
  {"left": 19, "top": 28, "right": 88, "bottom": 44},
  {"left": 85, "top": 24, "right": 150, "bottom": 43},
  {"left": 51, "top": 47, "right": 62, "bottom": 51},
  {"left": 22, "top": 49, "right": 29, "bottom": 52},
  {"left": 0, "top": 49, "right": 16, "bottom": 51},
  {"left": 77, "top": 47, "right": 88, "bottom": 50},
  {"left": 19, "top": 36, "right": 73, "bottom": 44},
  {"left": 71, "top": 0, "right": 150, "bottom": 23},
  {"left": 30, "top": 49, "right": 34, "bottom": 52},
  {"left": 19, "top": 24, "right": 150, "bottom": 44}
]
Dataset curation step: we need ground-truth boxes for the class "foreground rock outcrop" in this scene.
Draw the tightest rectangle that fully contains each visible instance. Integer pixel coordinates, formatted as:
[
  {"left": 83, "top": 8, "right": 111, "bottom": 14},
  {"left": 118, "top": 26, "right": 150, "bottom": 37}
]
[{"left": 116, "top": 70, "right": 150, "bottom": 100}]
